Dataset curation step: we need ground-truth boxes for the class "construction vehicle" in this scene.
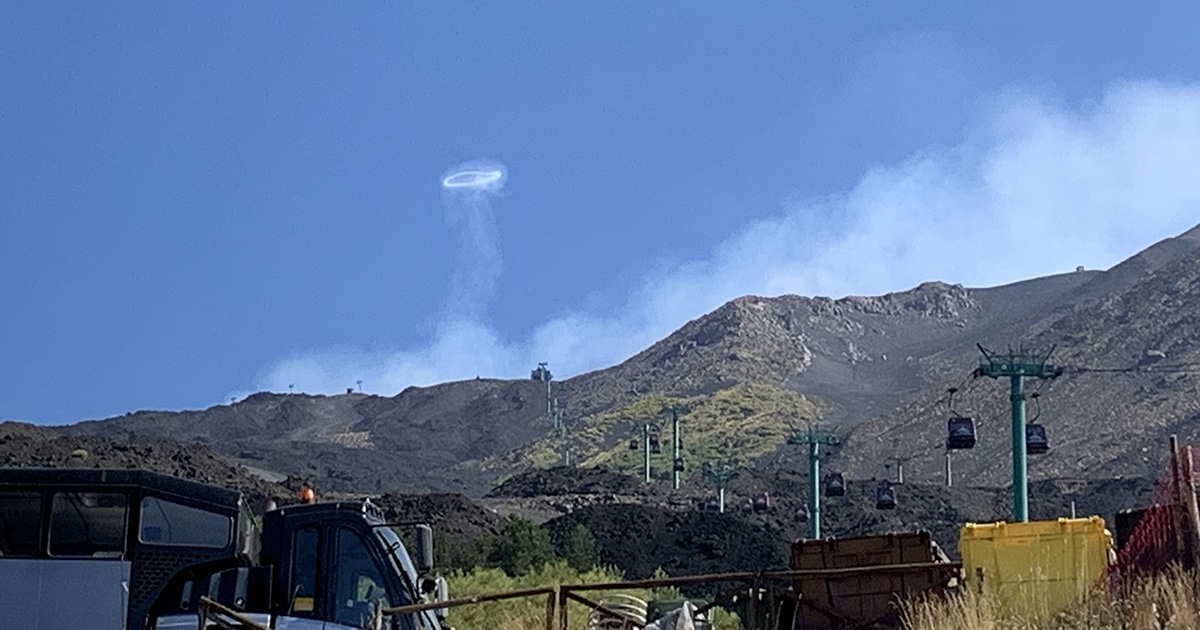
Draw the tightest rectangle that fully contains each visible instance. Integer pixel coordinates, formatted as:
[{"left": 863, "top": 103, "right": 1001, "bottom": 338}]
[{"left": 0, "top": 468, "right": 445, "bottom": 630}]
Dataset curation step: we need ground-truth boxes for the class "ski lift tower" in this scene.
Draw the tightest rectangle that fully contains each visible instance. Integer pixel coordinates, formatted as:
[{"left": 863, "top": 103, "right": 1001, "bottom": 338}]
[
  {"left": 531, "top": 362, "right": 560, "bottom": 432},
  {"left": 661, "top": 403, "right": 689, "bottom": 490},
  {"left": 788, "top": 425, "right": 839, "bottom": 539},
  {"left": 701, "top": 460, "right": 738, "bottom": 513},
  {"left": 975, "top": 344, "right": 1062, "bottom": 522}
]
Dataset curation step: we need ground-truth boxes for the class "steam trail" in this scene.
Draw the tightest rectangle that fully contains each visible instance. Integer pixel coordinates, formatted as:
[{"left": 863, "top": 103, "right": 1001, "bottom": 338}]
[
  {"left": 255, "top": 81, "right": 1200, "bottom": 399},
  {"left": 440, "top": 160, "right": 507, "bottom": 322}
]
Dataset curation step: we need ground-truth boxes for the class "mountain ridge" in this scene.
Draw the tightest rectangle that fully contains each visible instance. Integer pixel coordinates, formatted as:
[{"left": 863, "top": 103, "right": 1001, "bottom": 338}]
[{"left": 13, "top": 223, "right": 1200, "bottom": 496}]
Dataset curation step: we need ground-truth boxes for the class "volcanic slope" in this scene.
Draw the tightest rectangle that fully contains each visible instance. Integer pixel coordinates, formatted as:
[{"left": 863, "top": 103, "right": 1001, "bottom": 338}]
[
  {"left": 35, "top": 223, "right": 1200, "bottom": 495},
  {"left": 838, "top": 224, "right": 1200, "bottom": 486},
  {"left": 62, "top": 380, "right": 563, "bottom": 495},
  {"left": 533, "top": 467, "right": 1158, "bottom": 580},
  {"left": 0, "top": 421, "right": 287, "bottom": 508}
]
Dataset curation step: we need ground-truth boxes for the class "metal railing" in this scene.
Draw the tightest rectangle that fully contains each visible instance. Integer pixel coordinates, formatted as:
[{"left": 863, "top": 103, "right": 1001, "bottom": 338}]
[
  {"left": 202, "top": 562, "right": 960, "bottom": 630},
  {"left": 198, "top": 596, "right": 273, "bottom": 630}
]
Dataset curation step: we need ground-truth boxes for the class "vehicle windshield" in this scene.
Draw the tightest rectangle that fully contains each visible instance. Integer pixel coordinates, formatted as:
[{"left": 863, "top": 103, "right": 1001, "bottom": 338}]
[{"left": 374, "top": 526, "right": 441, "bottom": 630}]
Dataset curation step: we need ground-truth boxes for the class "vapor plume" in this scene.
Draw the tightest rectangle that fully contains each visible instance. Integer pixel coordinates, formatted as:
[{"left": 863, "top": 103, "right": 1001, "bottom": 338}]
[
  {"left": 440, "top": 160, "right": 507, "bottom": 322},
  {"left": 257, "top": 81, "right": 1200, "bottom": 397}
]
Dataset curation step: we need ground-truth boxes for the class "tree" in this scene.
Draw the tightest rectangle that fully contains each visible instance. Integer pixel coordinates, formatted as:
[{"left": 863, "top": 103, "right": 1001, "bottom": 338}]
[
  {"left": 435, "top": 529, "right": 494, "bottom": 572},
  {"left": 563, "top": 524, "right": 600, "bottom": 572},
  {"left": 489, "top": 516, "right": 556, "bottom": 576}
]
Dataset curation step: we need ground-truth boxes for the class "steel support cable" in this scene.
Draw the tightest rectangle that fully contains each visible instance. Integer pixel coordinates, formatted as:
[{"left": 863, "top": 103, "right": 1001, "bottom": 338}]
[
  {"left": 1065, "top": 361, "right": 1200, "bottom": 374},
  {"left": 870, "top": 371, "right": 976, "bottom": 441}
]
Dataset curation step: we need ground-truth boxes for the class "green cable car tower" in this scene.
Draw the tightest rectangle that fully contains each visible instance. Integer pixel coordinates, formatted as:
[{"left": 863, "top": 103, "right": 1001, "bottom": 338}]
[
  {"left": 975, "top": 345, "right": 1062, "bottom": 522},
  {"left": 788, "top": 425, "right": 839, "bottom": 539}
]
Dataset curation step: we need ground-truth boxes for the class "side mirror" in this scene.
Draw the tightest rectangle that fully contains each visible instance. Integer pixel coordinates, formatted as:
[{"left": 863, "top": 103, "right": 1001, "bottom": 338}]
[
  {"left": 436, "top": 576, "right": 449, "bottom": 620},
  {"left": 415, "top": 524, "right": 434, "bottom": 574}
]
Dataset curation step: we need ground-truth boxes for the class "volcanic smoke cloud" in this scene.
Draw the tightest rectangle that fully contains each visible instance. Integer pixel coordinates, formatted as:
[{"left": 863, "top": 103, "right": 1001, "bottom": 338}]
[
  {"left": 256, "top": 81, "right": 1200, "bottom": 398},
  {"left": 440, "top": 160, "right": 507, "bottom": 322}
]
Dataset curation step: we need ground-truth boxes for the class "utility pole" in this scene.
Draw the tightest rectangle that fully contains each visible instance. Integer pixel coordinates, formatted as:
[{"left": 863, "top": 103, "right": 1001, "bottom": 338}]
[
  {"left": 662, "top": 403, "right": 689, "bottom": 490},
  {"left": 560, "top": 413, "right": 571, "bottom": 467},
  {"left": 945, "top": 448, "right": 952, "bottom": 487},
  {"left": 888, "top": 455, "right": 913, "bottom": 484},
  {"left": 702, "top": 461, "right": 738, "bottom": 513},
  {"left": 643, "top": 422, "right": 652, "bottom": 483},
  {"left": 975, "top": 345, "right": 1061, "bottom": 522},
  {"left": 788, "top": 425, "right": 839, "bottom": 540}
]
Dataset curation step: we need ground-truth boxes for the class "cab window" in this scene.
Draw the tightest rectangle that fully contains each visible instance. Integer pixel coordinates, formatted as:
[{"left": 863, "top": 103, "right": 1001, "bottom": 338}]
[
  {"left": 49, "top": 492, "right": 128, "bottom": 557},
  {"left": 289, "top": 526, "right": 319, "bottom": 618},
  {"left": 0, "top": 491, "right": 41, "bottom": 556},
  {"left": 333, "top": 527, "right": 391, "bottom": 627},
  {"left": 139, "top": 496, "right": 232, "bottom": 547}
]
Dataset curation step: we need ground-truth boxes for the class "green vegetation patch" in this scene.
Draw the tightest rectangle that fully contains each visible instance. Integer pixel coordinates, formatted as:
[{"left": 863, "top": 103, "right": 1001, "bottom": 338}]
[{"left": 510, "top": 383, "right": 819, "bottom": 479}]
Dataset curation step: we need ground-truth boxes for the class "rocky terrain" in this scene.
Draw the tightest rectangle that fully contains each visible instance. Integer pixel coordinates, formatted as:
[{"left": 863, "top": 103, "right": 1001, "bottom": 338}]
[
  {"left": 6, "top": 224, "right": 1200, "bottom": 582},
  {"left": 0, "top": 421, "right": 288, "bottom": 509},
  {"left": 839, "top": 224, "right": 1200, "bottom": 485},
  {"left": 0, "top": 421, "right": 1162, "bottom": 582},
  {"left": 20, "top": 224, "right": 1200, "bottom": 496},
  {"left": 499, "top": 466, "right": 1158, "bottom": 575}
]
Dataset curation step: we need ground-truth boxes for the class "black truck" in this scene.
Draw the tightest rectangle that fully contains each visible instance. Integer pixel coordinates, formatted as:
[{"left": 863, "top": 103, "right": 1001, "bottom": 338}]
[{"left": 0, "top": 467, "right": 445, "bottom": 630}]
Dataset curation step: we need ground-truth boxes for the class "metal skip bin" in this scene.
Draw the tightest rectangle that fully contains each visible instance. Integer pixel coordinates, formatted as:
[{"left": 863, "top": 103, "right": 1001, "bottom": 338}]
[
  {"left": 789, "top": 532, "right": 959, "bottom": 630},
  {"left": 959, "top": 517, "right": 1114, "bottom": 620}
]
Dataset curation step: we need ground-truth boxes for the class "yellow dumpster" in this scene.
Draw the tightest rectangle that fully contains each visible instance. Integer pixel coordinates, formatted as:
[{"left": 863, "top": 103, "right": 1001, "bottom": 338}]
[{"left": 959, "top": 517, "right": 1113, "bottom": 620}]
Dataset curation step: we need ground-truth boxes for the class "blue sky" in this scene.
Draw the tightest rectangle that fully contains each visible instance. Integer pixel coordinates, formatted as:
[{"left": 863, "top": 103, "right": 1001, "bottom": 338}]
[{"left": 4, "top": 3, "right": 1200, "bottom": 424}]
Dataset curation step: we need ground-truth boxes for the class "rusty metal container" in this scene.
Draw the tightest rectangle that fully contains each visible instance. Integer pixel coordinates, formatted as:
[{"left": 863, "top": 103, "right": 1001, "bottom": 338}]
[{"left": 789, "top": 532, "right": 959, "bottom": 630}]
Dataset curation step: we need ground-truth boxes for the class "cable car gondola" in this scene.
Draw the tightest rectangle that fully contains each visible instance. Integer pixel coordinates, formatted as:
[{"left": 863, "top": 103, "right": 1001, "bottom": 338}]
[
  {"left": 673, "top": 457, "right": 685, "bottom": 472},
  {"left": 946, "top": 416, "right": 977, "bottom": 449},
  {"left": 875, "top": 483, "right": 897, "bottom": 510},
  {"left": 824, "top": 472, "right": 846, "bottom": 497},
  {"left": 1024, "top": 392, "right": 1050, "bottom": 454},
  {"left": 1026, "top": 423, "right": 1049, "bottom": 455},
  {"left": 648, "top": 434, "right": 662, "bottom": 454},
  {"left": 628, "top": 438, "right": 639, "bottom": 450}
]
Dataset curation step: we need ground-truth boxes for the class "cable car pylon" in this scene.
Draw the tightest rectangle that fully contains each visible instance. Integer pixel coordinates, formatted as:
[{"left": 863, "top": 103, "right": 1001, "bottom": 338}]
[
  {"left": 975, "top": 344, "right": 1062, "bottom": 522},
  {"left": 661, "top": 403, "right": 689, "bottom": 490},
  {"left": 788, "top": 424, "right": 839, "bottom": 539}
]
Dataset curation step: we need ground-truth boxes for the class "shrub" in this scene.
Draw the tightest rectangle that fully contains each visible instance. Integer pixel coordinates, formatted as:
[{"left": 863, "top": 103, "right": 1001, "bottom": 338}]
[
  {"left": 562, "top": 524, "right": 600, "bottom": 572},
  {"left": 489, "top": 516, "right": 557, "bottom": 577}
]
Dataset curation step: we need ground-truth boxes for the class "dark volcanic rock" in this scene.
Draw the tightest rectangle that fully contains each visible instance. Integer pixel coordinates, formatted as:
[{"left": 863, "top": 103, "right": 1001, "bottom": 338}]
[
  {"left": 0, "top": 421, "right": 287, "bottom": 509},
  {"left": 487, "top": 466, "right": 642, "bottom": 498},
  {"left": 375, "top": 493, "right": 502, "bottom": 540},
  {"left": 545, "top": 504, "right": 787, "bottom": 583},
  {"left": 19, "top": 224, "right": 1200, "bottom": 499}
]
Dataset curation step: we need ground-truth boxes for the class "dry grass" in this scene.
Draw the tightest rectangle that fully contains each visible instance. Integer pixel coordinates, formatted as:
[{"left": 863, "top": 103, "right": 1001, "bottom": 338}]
[
  {"left": 446, "top": 562, "right": 741, "bottom": 630},
  {"left": 903, "top": 567, "right": 1200, "bottom": 630}
]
